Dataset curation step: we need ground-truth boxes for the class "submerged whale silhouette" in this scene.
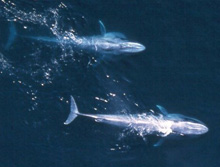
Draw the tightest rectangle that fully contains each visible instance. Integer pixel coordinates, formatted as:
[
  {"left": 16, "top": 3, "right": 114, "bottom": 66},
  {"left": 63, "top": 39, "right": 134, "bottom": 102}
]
[
  {"left": 64, "top": 96, "right": 208, "bottom": 146},
  {"left": 6, "top": 21, "right": 145, "bottom": 58}
]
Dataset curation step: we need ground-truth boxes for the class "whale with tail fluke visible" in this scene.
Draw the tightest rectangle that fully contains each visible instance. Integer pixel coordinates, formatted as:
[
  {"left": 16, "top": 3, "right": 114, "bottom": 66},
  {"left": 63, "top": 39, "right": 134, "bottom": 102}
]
[
  {"left": 64, "top": 96, "right": 208, "bottom": 146},
  {"left": 5, "top": 21, "right": 145, "bottom": 60}
]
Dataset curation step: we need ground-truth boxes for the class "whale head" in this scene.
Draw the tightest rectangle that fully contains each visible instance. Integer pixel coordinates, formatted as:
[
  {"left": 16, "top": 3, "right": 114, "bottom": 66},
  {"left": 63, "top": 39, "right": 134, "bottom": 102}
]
[
  {"left": 94, "top": 38, "right": 146, "bottom": 55},
  {"left": 171, "top": 118, "right": 209, "bottom": 135},
  {"left": 92, "top": 31, "right": 146, "bottom": 55},
  {"left": 156, "top": 106, "right": 209, "bottom": 136},
  {"left": 119, "top": 42, "right": 146, "bottom": 53}
]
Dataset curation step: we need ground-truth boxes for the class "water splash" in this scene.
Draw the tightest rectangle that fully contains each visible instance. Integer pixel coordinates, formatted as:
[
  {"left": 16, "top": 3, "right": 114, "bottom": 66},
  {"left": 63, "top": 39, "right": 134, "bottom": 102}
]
[
  {"left": 0, "top": 1, "right": 90, "bottom": 111},
  {"left": 0, "top": 52, "right": 39, "bottom": 111},
  {"left": 117, "top": 111, "right": 173, "bottom": 144}
]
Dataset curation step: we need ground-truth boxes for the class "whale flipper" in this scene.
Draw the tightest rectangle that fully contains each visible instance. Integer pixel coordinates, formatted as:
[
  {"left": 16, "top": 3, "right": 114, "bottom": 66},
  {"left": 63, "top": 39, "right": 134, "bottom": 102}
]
[
  {"left": 5, "top": 22, "right": 17, "bottom": 50},
  {"left": 64, "top": 96, "right": 79, "bottom": 125},
  {"left": 104, "top": 32, "right": 127, "bottom": 39},
  {"left": 156, "top": 105, "right": 168, "bottom": 116},
  {"left": 153, "top": 138, "right": 165, "bottom": 147},
  {"left": 99, "top": 20, "right": 106, "bottom": 35},
  {"left": 167, "top": 113, "right": 205, "bottom": 124}
]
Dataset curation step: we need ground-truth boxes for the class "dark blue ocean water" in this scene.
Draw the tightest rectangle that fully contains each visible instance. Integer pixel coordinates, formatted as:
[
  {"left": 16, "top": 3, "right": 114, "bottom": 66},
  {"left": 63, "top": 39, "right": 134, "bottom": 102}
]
[{"left": 0, "top": 0, "right": 219, "bottom": 167}]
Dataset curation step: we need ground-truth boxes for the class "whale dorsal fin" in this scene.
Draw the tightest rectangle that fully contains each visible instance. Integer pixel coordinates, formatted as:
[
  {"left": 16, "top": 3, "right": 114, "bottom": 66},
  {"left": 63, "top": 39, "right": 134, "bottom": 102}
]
[
  {"left": 99, "top": 20, "right": 106, "bottom": 35},
  {"left": 156, "top": 105, "right": 168, "bottom": 116}
]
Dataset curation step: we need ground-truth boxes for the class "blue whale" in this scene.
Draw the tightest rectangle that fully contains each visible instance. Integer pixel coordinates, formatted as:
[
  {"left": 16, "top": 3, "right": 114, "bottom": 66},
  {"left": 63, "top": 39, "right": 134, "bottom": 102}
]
[
  {"left": 6, "top": 21, "right": 145, "bottom": 58},
  {"left": 64, "top": 96, "right": 208, "bottom": 146}
]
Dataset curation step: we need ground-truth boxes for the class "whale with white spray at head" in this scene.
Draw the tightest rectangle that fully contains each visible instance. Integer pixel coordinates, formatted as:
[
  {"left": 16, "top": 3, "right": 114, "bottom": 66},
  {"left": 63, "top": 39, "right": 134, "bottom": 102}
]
[{"left": 64, "top": 96, "right": 208, "bottom": 146}]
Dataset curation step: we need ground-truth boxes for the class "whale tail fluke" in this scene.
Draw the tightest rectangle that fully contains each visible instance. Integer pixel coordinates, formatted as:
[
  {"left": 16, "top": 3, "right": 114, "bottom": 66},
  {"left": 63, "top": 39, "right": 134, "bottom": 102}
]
[
  {"left": 5, "top": 22, "right": 17, "bottom": 50},
  {"left": 64, "top": 96, "right": 79, "bottom": 125}
]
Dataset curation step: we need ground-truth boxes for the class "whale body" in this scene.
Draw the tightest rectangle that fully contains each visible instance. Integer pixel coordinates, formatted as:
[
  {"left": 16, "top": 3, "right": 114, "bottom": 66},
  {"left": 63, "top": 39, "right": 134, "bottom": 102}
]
[
  {"left": 6, "top": 21, "right": 145, "bottom": 57},
  {"left": 64, "top": 96, "right": 208, "bottom": 146}
]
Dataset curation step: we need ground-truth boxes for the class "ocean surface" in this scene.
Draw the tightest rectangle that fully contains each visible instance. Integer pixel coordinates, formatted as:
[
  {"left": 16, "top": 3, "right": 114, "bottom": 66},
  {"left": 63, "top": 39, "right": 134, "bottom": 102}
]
[{"left": 0, "top": 0, "right": 219, "bottom": 167}]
